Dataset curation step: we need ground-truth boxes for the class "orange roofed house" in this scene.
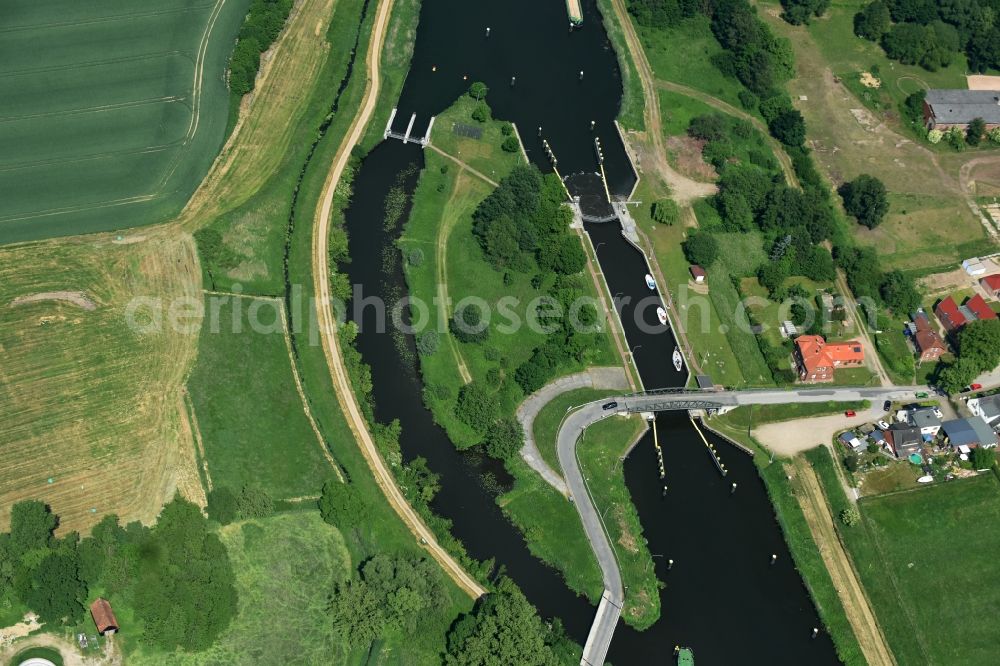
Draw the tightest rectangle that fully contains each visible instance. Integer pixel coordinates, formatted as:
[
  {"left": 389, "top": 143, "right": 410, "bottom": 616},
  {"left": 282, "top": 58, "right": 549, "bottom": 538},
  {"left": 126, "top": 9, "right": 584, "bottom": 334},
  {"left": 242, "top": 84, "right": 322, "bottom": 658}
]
[
  {"left": 794, "top": 335, "right": 865, "bottom": 382},
  {"left": 90, "top": 598, "right": 119, "bottom": 636}
]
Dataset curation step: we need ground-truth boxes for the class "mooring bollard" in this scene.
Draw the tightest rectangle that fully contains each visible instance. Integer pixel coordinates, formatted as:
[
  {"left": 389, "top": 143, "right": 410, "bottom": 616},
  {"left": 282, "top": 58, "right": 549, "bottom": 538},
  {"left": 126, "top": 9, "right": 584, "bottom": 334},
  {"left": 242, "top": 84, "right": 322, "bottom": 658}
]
[
  {"left": 812, "top": 628, "right": 819, "bottom": 639},
  {"left": 731, "top": 482, "right": 737, "bottom": 494},
  {"left": 486, "top": 26, "right": 491, "bottom": 37},
  {"left": 510, "top": 76, "right": 516, "bottom": 86},
  {"left": 579, "top": 70, "right": 584, "bottom": 80},
  {"left": 668, "top": 559, "right": 674, "bottom": 570},
  {"left": 771, "top": 554, "right": 777, "bottom": 565}
]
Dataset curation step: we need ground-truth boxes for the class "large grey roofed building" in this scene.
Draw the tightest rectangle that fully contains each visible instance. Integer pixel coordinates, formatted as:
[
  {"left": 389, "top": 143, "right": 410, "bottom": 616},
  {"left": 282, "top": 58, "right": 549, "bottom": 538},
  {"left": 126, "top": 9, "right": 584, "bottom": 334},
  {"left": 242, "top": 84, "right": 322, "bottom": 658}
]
[
  {"left": 942, "top": 417, "right": 999, "bottom": 448},
  {"left": 923, "top": 90, "right": 1000, "bottom": 130}
]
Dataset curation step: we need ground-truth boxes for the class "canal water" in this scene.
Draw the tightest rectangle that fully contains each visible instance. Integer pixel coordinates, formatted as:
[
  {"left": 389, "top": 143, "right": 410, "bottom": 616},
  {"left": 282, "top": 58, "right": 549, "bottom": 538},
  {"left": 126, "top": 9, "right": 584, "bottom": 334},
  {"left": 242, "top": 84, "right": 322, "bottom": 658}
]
[{"left": 340, "top": 0, "right": 840, "bottom": 662}]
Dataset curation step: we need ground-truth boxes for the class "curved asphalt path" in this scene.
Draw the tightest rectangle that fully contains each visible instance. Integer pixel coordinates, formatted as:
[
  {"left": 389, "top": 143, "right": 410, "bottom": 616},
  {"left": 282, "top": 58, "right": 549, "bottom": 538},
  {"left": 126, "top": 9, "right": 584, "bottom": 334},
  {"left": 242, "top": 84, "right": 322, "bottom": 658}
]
[{"left": 558, "top": 383, "right": 929, "bottom": 664}]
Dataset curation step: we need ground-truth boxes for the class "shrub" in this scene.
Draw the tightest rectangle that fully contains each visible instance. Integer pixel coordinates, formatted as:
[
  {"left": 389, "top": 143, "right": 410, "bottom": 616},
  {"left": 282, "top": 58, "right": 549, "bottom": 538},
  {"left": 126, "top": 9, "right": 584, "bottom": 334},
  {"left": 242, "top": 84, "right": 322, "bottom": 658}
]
[
  {"left": 207, "top": 487, "right": 239, "bottom": 524},
  {"left": 471, "top": 103, "right": 489, "bottom": 123},
  {"left": 651, "top": 199, "right": 679, "bottom": 224},
  {"left": 468, "top": 81, "right": 488, "bottom": 100},
  {"left": 971, "top": 447, "right": 996, "bottom": 470},
  {"left": 967, "top": 118, "right": 986, "bottom": 146},
  {"left": 839, "top": 506, "right": 861, "bottom": 526},
  {"left": 416, "top": 330, "right": 440, "bottom": 355},
  {"left": 501, "top": 123, "right": 513, "bottom": 136},
  {"left": 501, "top": 136, "right": 520, "bottom": 153},
  {"left": 484, "top": 416, "right": 524, "bottom": 461},
  {"left": 450, "top": 303, "right": 489, "bottom": 343},
  {"left": 407, "top": 247, "right": 424, "bottom": 267},
  {"left": 455, "top": 382, "right": 499, "bottom": 433},
  {"left": 927, "top": 128, "right": 943, "bottom": 144}
]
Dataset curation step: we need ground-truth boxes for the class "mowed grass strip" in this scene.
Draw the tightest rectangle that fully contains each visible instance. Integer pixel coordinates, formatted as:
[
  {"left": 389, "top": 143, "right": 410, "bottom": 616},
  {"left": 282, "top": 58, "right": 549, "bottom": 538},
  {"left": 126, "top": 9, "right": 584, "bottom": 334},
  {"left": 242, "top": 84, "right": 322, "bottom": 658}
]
[
  {"left": 0, "top": 0, "right": 248, "bottom": 243},
  {"left": 186, "top": 295, "right": 333, "bottom": 499}
]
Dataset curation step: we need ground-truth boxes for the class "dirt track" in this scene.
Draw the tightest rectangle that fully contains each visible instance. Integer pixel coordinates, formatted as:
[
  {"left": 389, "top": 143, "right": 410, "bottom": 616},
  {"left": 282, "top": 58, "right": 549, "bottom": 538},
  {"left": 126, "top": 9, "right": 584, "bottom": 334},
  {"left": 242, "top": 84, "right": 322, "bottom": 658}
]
[
  {"left": 310, "top": 0, "right": 485, "bottom": 600},
  {"left": 790, "top": 457, "right": 896, "bottom": 666}
]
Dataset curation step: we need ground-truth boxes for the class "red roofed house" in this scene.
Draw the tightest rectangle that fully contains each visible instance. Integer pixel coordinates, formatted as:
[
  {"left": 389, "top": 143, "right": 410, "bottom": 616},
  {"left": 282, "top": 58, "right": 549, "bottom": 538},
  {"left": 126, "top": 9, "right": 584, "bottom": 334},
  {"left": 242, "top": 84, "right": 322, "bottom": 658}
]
[
  {"left": 690, "top": 265, "right": 706, "bottom": 284},
  {"left": 966, "top": 293, "right": 998, "bottom": 322},
  {"left": 935, "top": 296, "right": 967, "bottom": 333},
  {"left": 913, "top": 313, "right": 946, "bottom": 364},
  {"left": 794, "top": 335, "right": 865, "bottom": 382},
  {"left": 90, "top": 598, "right": 119, "bottom": 636},
  {"left": 981, "top": 274, "right": 1000, "bottom": 301}
]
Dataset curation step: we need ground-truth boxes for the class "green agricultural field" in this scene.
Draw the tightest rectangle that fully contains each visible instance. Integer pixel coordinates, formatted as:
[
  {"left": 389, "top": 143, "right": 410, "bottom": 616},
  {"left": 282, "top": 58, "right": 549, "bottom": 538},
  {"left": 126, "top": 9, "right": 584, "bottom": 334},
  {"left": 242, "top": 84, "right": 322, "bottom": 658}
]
[
  {"left": 0, "top": 0, "right": 249, "bottom": 244},
  {"left": 819, "top": 453, "right": 1000, "bottom": 664},
  {"left": 186, "top": 295, "right": 336, "bottom": 500}
]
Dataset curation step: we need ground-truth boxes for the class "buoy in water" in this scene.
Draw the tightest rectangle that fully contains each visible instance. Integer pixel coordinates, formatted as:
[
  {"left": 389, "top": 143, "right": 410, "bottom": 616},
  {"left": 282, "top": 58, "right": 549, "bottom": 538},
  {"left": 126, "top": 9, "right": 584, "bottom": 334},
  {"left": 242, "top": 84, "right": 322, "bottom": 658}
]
[{"left": 432, "top": 65, "right": 437, "bottom": 72}]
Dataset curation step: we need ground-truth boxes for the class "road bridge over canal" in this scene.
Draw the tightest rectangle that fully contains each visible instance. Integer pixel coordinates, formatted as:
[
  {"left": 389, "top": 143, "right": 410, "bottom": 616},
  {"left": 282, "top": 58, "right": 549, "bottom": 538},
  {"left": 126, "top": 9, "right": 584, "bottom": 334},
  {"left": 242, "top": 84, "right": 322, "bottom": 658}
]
[{"left": 567, "top": 384, "right": 928, "bottom": 666}]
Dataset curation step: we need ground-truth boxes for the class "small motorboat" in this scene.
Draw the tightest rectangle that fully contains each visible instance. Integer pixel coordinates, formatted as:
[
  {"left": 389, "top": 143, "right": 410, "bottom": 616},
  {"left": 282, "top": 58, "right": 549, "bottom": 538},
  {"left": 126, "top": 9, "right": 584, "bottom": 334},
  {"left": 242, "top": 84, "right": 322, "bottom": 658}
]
[
  {"left": 645, "top": 273, "right": 656, "bottom": 290},
  {"left": 657, "top": 306, "right": 667, "bottom": 325},
  {"left": 675, "top": 646, "right": 695, "bottom": 665},
  {"left": 672, "top": 346, "right": 683, "bottom": 371}
]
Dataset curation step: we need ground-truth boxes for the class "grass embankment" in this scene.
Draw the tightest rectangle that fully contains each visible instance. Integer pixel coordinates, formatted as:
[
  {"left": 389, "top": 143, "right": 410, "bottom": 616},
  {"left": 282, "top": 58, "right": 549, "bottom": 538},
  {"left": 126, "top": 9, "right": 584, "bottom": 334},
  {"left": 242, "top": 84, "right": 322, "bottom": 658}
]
[
  {"left": 533, "top": 388, "right": 660, "bottom": 628},
  {"left": 186, "top": 296, "right": 333, "bottom": 499},
  {"left": 0, "top": 0, "right": 249, "bottom": 244},
  {"left": 808, "top": 446, "right": 1000, "bottom": 664},
  {"left": 597, "top": 0, "right": 645, "bottom": 131},
  {"left": 700, "top": 415, "right": 871, "bottom": 664},
  {"left": 755, "top": 0, "right": 995, "bottom": 274},
  {"left": 399, "top": 95, "right": 661, "bottom": 625},
  {"left": 195, "top": 0, "right": 476, "bottom": 658}
]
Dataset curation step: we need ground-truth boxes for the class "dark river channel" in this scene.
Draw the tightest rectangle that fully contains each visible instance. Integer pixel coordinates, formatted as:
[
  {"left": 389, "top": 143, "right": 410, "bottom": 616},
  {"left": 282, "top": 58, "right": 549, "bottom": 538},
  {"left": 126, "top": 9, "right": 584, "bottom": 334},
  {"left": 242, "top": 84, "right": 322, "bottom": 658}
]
[{"left": 341, "top": 0, "right": 840, "bottom": 662}]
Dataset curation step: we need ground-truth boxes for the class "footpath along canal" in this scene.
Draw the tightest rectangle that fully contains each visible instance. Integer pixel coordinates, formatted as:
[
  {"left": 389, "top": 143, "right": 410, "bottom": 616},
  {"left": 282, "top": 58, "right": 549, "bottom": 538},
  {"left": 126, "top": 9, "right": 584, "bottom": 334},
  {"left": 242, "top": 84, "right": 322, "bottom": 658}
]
[{"left": 338, "top": 0, "right": 840, "bottom": 661}]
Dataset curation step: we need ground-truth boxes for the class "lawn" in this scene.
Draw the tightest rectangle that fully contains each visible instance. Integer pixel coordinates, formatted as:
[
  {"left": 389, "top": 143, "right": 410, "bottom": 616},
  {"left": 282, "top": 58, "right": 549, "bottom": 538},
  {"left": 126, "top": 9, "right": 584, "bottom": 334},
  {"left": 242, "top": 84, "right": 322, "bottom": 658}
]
[
  {"left": 809, "top": 445, "right": 1000, "bottom": 664},
  {"left": 429, "top": 95, "right": 524, "bottom": 181},
  {"left": 0, "top": 0, "right": 249, "bottom": 244},
  {"left": 716, "top": 401, "right": 870, "bottom": 433},
  {"left": 637, "top": 15, "right": 749, "bottom": 112},
  {"left": 755, "top": 0, "right": 993, "bottom": 273},
  {"left": 596, "top": 0, "right": 645, "bottom": 132},
  {"left": 187, "top": 295, "right": 334, "bottom": 500}
]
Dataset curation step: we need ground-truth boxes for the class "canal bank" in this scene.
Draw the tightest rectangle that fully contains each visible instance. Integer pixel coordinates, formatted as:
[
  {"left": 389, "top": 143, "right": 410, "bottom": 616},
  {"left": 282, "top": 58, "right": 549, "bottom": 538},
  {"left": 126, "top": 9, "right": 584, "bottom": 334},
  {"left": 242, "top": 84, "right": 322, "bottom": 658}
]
[{"left": 338, "top": 0, "right": 841, "bottom": 662}]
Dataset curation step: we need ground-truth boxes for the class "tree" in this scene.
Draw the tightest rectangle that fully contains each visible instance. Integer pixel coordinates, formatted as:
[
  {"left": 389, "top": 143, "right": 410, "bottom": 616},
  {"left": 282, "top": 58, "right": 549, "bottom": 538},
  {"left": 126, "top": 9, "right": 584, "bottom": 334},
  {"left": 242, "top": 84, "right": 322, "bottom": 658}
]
[
  {"left": 330, "top": 556, "right": 446, "bottom": 648},
  {"left": 938, "top": 358, "right": 979, "bottom": 394},
  {"left": 971, "top": 446, "right": 996, "bottom": 470},
  {"left": 854, "top": 1, "right": 891, "bottom": 41},
  {"left": 237, "top": 486, "right": 274, "bottom": 519},
  {"left": 133, "top": 497, "right": 237, "bottom": 651},
  {"left": 450, "top": 303, "right": 489, "bottom": 343},
  {"left": 484, "top": 417, "right": 524, "bottom": 461},
  {"left": 445, "top": 577, "right": 569, "bottom": 665},
  {"left": 416, "top": 330, "right": 440, "bottom": 355},
  {"left": 956, "top": 320, "right": 1000, "bottom": 373},
  {"left": 768, "top": 108, "right": 806, "bottom": 146},
  {"left": 319, "top": 479, "right": 366, "bottom": 529},
  {"left": 682, "top": 232, "right": 720, "bottom": 267},
  {"left": 879, "top": 270, "right": 921, "bottom": 315},
  {"left": 967, "top": 117, "right": 986, "bottom": 146},
  {"left": 843, "top": 453, "right": 860, "bottom": 473},
  {"left": 651, "top": 199, "right": 679, "bottom": 224},
  {"left": 501, "top": 136, "right": 520, "bottom": 153},
  {"left": 206, "top": 487, "right": 239, "bottom": 525},
  {"left": 781, "top": 0, "right": 829, "bottom": 25},
  {"left": 8, "top": 501, "right": 56, "bottom": 556},
  {"left": 688, "top": 114, "right": 729, "bottom": 141},
  {"left": 839, "top": 506, "right": 861, "bottom": 526},
  {"left": 455, "top": 382, "right": 499, "bottom": 433},
  {"left": 23, "top": 551, "right": 85, "bottom": 624},
  {"left": 839, "top": 174, "right": 889, "bottom": 228},
  {"left": 468, "top": 81, "right": 488, "bottom": 100},
  {"left": 471, "top": 103, "right": 489, "bottom": 123}
]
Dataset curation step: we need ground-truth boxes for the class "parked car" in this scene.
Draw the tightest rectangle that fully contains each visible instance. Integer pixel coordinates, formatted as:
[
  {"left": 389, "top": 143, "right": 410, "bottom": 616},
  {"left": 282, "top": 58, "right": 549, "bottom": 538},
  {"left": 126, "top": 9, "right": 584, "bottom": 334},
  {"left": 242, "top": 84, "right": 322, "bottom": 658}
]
[
  {"left": 602, "top": 401, "right": 618, "bottom": 411},
  {"left": 877, "top": 420, "right": 890, "bottom": 430},
  {"left": 971, "top": 383, "right": 983, "bottom": 391},
  {"left": 883, "top": 400, "right": 892, "bottom": 411},
  {"left": 845, "top": 410, "right": 856, "bottom": 417}
]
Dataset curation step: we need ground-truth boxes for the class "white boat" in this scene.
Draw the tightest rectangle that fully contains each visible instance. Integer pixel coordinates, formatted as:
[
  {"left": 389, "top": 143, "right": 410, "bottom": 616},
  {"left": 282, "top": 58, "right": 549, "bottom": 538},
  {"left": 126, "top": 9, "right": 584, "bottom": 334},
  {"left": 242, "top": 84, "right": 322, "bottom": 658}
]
[
  {"left": 657, "top": 306, "right": 667, "bottom": 325},
  {"left": 672, "top": 347, "right": 683, "bottom": 371},
  {"left": 917, "top": 475, "right": 934, "bottom": 484},
  {"left": 645, "top": 273, "right": 656, "bottom": 290}
]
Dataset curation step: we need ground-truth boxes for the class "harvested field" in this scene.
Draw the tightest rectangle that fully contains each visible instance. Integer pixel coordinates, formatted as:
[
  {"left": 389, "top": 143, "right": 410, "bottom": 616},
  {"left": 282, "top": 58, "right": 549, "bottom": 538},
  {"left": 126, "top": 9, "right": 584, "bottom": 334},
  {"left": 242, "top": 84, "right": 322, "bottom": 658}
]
[
  {"left": 0, "top": 234, "right": 202, "bottom": 533},
  {"left": 0, "top": 0, "right": 249, "bottom": 244}
]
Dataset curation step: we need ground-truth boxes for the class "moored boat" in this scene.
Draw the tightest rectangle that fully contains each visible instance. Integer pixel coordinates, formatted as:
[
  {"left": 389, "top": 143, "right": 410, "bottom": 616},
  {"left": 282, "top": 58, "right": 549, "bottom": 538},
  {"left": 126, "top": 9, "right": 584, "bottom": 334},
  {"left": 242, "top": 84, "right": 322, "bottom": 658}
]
[
  {"left": 657, "top": 306, "right": 667, "bottom": 325},
  {"left": 672, "top": 346, "right": 683, "bottom": 371},
  {"left": 645, "top": 273, "right": 656, "bottom": 290}
]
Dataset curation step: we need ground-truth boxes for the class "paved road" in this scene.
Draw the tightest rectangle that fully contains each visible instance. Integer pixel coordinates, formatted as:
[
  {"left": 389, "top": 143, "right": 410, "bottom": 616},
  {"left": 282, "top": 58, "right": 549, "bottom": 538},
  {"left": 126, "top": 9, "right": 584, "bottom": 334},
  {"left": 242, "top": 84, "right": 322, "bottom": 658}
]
[
  {"left": 557, "top": 401, "right": 626, "bottom": 666},
  {"left": 556, "top": 382, "right": 927, "bottom": 663},
  {"left": 517, "top": 367, "right": 630, "bottom": 496}
]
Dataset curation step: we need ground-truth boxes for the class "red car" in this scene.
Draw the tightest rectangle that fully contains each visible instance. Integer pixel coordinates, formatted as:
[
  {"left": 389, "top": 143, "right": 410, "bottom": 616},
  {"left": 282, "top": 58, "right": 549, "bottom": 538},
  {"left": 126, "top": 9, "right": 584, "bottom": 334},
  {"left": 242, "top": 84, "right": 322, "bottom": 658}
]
[
  {"left": 845, "top": 410, "right": 856, "bottom": 417},
  {"left": 971, "top": 383, "right": 983, "bottom": 391}
]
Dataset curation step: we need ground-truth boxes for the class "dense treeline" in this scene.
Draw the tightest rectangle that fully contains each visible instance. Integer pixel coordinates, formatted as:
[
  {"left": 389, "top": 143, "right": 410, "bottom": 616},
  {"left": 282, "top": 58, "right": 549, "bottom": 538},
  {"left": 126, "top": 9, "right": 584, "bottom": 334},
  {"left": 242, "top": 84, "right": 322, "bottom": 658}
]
[
  {"left": 229, "top": 0, "right": 295, "bottom": 96},
  {"left": 853, "top": 0, "right": 1000, "bottom": 72},
  {"left": 444, "top": 577, "right": 577, "bottom": 664},
  {"left": 0, "top": 497, "right": 236, "bottom": 651}
]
